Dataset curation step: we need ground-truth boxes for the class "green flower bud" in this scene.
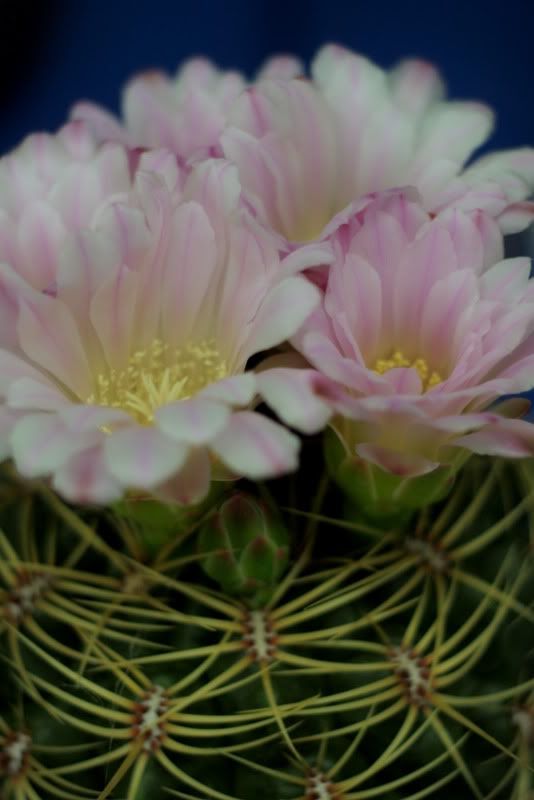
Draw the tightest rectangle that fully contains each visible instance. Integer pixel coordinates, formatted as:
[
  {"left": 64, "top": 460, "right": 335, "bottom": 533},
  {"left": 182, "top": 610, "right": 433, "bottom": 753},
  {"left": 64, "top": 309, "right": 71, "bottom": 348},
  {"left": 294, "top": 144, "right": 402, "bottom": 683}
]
[
  {"left": 113, "top": 483, "right": 225, "bottom": 558},
  {"left": 198, "top": 493, "right": 289, "bottom": 606},
  {"left": 324, "top": 427, "right": 454, "bottom": 522}
]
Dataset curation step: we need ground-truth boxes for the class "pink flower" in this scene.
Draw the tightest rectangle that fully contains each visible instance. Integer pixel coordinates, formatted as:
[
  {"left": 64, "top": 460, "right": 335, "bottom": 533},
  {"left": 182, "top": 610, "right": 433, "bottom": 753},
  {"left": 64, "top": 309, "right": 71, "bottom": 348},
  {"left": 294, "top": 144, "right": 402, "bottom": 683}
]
[
  {"left": 0, "top": 121, "right": 131, "bottom": 291},
  {"left": 0, "top": 159, "right": 328, "bottom": 505},
  {"left": 222, "top": 44, "right": 534, "bottom": 246},
  {"left": 292, "top": 192, "right": 534, "bottom": 476},
  {"left": 71, "top": 55, "right": 304, "bottom": 166}
]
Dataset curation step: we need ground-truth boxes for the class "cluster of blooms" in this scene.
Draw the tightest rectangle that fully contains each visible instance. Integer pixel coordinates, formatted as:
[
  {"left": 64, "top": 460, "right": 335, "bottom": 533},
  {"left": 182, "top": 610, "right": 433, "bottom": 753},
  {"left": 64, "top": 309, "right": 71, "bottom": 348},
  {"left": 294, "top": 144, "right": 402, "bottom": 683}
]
[{"left": 1, "top": 44, "right": 534, "bottom": 504}]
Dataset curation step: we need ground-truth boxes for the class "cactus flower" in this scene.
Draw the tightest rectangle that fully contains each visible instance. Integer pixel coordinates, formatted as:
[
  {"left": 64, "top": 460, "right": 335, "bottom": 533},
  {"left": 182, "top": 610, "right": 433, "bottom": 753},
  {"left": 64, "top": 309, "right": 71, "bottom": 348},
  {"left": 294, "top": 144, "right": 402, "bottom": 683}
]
[
  {"left": 222, "top": 44, "right": 534, "bottom": 246},
  {"left": 0, "top": 160, "right": 328, "bottom": 504},
  {"left": 71, "top": 55, "right": 304, "bottom": 166},
  {"left": 292, "top": 192, "right": 534, "bottom": 479}
]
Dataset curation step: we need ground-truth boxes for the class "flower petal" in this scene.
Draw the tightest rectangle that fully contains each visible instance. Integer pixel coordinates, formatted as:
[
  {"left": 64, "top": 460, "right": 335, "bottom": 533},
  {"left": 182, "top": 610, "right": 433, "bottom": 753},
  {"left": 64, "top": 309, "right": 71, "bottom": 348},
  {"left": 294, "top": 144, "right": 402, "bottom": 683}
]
[
  {"left": 211, "top": 411, "right": 299, "bottom": 479},
  {"left": 160, "top": 201, "right": 217, "bottom": 344},
  {"left": 200, "top": 374, "right": 256, "bottom": 406},
  {"left": 90, "top": 263, "right": 139, "bottom": 369},
  {"left": 104, "top": 426, "right": 188, "bottom": 489},
  {"left": 156, "top": 397, "right": 230, "bottom": 445},
  {"left": 17, "top": 294, "right": 92, "bottom": 398},
  {"left": 153, "top": 448, "right": 212, "bottom": 505},
  {"left": 11, "top": 413, "right": 93, "bottom": 478},
  {"left": 243, "top": 276, "right": 319, "bottom": 358},
  {"left": 356, "top": 443, "right": 440, "bottom": 477},
  {"left": 8, "top": 378, "right": 71, "bottom": 411},
  {"left": 53, "top": 444, "right": 123, "bottom": 504},
  {"left": 256, "top": 369, "right": 333, "bottom": 434}
]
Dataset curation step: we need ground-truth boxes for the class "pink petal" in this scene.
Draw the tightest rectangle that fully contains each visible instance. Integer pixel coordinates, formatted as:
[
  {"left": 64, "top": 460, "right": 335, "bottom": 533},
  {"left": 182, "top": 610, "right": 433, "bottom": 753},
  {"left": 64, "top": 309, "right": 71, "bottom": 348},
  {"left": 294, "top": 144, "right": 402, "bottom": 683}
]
[
  {"left": 356, "top": 443, "right": 440, "bottom": 477},
  {"left": 390, "top": 58, "right": 445, "bottom": 116},
  {"left": 480, "top": 258, "right": 532, "bottom": 304},
  {"left": 382, "top": 367, "right": 423, "bottom": 394},
  {"left": 53, "top": 444, "right": 123, "bottom": 504},
  {"left": 153, "top": 448, "right": 212, "bottom": 505},
  {"left": 0, "top": 349, "right": 52, "bottom": 398},
  {"left": 200, "top": 374, "right": 256, "bottom": 406},
  {"left": 498, "top": 201, "right": 534, "bottom": 234},
  {"left": 183, "top": 159, "right": 241, "bottom": 235},
  {"left": 11, "top": 413, "right": 93, "bottom": 478},
  {"left": 17, "top": 202, "right": 66, "bottom": 289},
  {"left": 464, "top": 148, "right": 534, "bottom": 222},
  {"left": 70, "top": 101, "right": 131, "bottom": 146},
  {"left": 0, "top": 264, "right": 35, "bottom": 353},
  {"left": 243, "top": 276, "right": 319, "bottom": 358},
  {"left": 435, "top": 208, "right": 486, "bottom": 273},
  {"left": 56, "top": 230, "right": 117, "bottom": 327},
  {"left": 104, "top": 426, "right": 189, "bottom": 489},
  {"left": 393, "top": 225, "right": 456, "bottom": 352},
  {"left": 160, "top": 201, "right": 217, "bottom": 344},
  {"left": 416, "top": 102, "right": 494, "bottom": 167},
  {"left": 420, "top": 270, "right": 477, "bottom": 363},
  {"left": 417, "top": 159, "right": 462, "bottom": 209},
  {"left": 211, "top": 411, "right": 299, "bottom": 479},
  {"left": 225, "top": 80, "right": 338, "bottom": 242},
  {"left": 256, "top": 369, "right": 333, "bottom": 434},
  {"left": 299, "top": 332, "right": 386, "bottom": 394},
  {"left": 279, "top": 242, "right": 334, "bottom": 278},
  {"left": 93, "top": 202, "right": 152, "bottom": 269},
  {"left": 90, "top": 263, "right": 138, "bottom": 369},
  {"left": 8, "top": 378, "right": 70, "bottom": 411},
  {"left": 258, "top": 56, "right": 304, "bottom": 80},
  {"left": 155, "top": 398, "right": 230, "bottom": 445},
  {"left": 17, "top": 295, "right": 92, "bottom": 399},
  {"left": 59, "top": 405, "right": 131, "bottom": 433},
  {"left": 455, "top": 419, "right": 534, "bottom": 458},
  {"left": 138, "top": 149, "right": 182, "bottom": 194}
]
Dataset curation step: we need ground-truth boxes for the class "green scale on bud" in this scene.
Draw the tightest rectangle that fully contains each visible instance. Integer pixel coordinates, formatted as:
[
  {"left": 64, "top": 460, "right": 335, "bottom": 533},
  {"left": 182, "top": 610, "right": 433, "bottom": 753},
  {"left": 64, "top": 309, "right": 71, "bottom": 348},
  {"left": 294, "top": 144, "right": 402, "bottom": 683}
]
[{"left": 198, "top": 493, "right": 289, "bottom": 607}]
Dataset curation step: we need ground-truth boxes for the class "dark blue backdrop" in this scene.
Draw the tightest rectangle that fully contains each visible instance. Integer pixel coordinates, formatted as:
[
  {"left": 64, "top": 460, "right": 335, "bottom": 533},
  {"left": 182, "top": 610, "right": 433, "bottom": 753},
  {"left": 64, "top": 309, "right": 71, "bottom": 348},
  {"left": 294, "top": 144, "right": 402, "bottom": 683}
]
[{"left": 2, "top": 0, "right": 534, "bottom": 153}]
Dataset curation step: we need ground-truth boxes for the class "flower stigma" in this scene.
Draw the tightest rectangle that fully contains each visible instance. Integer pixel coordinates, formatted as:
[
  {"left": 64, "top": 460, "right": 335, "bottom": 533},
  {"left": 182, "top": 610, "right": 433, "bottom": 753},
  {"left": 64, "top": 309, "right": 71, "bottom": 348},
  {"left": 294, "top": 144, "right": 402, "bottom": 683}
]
[
  {"left": 373, "top": 350, "right": 442, "bottom": 391},
  {"left": 86, "top": 338, "right": 229, "bottom": 424}
]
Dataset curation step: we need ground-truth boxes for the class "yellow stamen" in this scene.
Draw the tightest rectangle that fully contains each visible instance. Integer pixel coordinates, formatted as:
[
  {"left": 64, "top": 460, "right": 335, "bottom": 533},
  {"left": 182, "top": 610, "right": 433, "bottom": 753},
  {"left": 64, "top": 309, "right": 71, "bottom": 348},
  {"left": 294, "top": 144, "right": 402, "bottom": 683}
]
[
  {"left": 373, "top": 350, "right": 442, "bottom": 391},
  {"left": 86, "top": 339, "right": 229, "bottom": 425}
]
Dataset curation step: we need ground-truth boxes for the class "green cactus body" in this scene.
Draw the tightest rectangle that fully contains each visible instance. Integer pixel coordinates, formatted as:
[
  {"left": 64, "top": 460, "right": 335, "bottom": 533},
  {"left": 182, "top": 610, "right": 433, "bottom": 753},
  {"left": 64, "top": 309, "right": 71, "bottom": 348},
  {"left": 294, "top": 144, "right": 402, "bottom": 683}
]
[{"left": 1, "top": 458, "right": 533, "bottom": 799}]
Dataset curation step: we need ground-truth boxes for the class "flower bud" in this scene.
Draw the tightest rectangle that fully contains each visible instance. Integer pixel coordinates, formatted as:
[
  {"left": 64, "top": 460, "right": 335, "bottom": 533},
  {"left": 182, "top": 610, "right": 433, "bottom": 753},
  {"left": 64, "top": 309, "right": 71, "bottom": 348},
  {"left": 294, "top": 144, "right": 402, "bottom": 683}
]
[
  {"left": 324, "top": 427, "right": 454, "bottom": 521},
  {"left": 199, "top": 493, "right": 289, "bottom": 606}
]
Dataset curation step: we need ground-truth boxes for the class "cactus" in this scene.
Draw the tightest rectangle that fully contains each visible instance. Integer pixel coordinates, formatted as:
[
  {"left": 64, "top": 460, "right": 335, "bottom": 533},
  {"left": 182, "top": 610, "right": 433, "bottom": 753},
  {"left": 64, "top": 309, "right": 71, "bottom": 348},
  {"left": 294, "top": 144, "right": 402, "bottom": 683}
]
[{"left": 0, "top": 454, "right": 533, "bottom": 800}]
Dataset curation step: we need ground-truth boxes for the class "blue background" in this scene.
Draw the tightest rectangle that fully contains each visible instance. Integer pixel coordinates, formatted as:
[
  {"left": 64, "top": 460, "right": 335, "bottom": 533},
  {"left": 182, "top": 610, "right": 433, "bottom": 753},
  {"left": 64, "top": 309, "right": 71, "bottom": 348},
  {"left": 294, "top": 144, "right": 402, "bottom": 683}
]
[{"left": 2, "top": 0, "right": 533, "bottom": 154}]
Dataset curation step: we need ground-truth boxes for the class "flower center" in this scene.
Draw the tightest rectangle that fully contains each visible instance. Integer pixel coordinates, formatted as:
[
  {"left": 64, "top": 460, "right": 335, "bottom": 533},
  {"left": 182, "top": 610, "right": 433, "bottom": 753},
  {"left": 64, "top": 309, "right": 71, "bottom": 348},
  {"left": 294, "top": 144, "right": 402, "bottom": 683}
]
[
  {"left": 87, "top": 339, "right": 229, "bottom": 425},
  {"left": 373, "top": 350, "right": 442, "bottom": 391}
]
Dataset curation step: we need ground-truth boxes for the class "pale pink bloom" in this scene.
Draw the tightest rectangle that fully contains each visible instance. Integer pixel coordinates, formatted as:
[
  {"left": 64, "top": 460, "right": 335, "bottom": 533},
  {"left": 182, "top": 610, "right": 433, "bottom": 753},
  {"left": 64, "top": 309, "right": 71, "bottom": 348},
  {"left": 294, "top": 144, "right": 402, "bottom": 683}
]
[
  {"left": 290, "top": 192, "right": 534, "bottom": 476},
  {"left": 71, "top": 55, "right": 304, "bottom": 166},
  {"left": 0, "top": 121, "right": 132, "bottom": 291},
  {"left": 222, "top": 44, "right": 534, "bottom": 246},
  {"left": 0, "top": 159, "right": 329, "bottom": 505}
]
